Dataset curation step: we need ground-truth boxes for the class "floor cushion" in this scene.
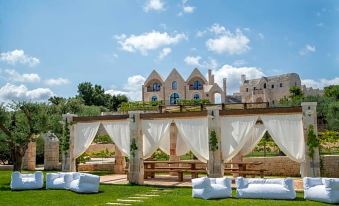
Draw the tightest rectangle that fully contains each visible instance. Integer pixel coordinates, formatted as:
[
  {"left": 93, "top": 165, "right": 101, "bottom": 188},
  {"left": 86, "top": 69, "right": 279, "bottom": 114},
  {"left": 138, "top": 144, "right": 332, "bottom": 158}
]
[
  {"left": 192, "top": 177, "right": 232, "bottom": 199},
  {"left": 10, "top": 171, "right": 44, "bottom": 190},
  {"left": 304, "top": 177, "right": 339, "bottom": 204}
]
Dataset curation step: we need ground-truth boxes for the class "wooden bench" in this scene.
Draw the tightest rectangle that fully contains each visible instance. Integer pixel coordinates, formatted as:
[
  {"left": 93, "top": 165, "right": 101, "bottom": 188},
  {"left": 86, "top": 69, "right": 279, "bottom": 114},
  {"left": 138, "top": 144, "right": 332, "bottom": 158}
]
[
  {"left": 224, "top": 168, "right": 267, "bottom": 178},
  {"left": 144, "top": 168, "right": 206, "bottom": 181}
]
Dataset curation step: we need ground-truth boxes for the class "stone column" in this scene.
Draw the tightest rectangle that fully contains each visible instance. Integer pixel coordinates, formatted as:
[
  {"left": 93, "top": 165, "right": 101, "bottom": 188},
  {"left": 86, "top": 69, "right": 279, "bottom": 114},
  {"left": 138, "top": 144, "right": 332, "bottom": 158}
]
[
  {"left": 114, "top": 145, "right": 126, "bottom": 174},
  {"left": 127, "top": 112, "right": 144, "bottom": 185},
  {"left": 62, "top": 114, "right": 77, "bottom": 172},
  {"left": 301, "top": 102, "right": 321, "bottom": 177},
  {"left": 207, "top": 107, "right": 224, "bottom": 177},
  {"left": 44, "top": 132, "right": 60, "bottom": 170},
  {"left": 169, "top": 122, "right": 179, "bottom": 176},
  {"left": 22, "top": 141, "right": 36, "bottom": 170}
]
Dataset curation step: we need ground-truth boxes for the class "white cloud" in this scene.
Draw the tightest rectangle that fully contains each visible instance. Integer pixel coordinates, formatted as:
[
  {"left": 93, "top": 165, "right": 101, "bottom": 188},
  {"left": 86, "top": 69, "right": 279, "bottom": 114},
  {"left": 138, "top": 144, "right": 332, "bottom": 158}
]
[
  {"left": 144, "top": 0, "right": 165, "bottom": 12},
  {"left": 45, "top": 78, "right": 70, "bottom": 86},
  {"left": 299, "top": 44, "right": 316, "bottom": 56},
  {"left": 0, "top": 50, "right": 40, "bottom": 67},
  {"left": 206, "top": 24, "right": 250, "bottom": 55},
  {"left": 158, "top": 47, "right": 172, "bottom": 60},
  {"left": 184, "top": 56, "right": 202, "bottom": 67},
  {"left": 0, "top": 83, "right": 54, "bottom": 102},
  {"left": 178, "top": 0, "right": 195, "bottom": 16},
  {"left": 302, "top": 77, "right": 339, "bottom": 89},
  {"left": 212, "top": 64, "right": 265, "bottom": 94},
  {"left": 105, "top": 75, "right": 146, "bottom": 100},
  {"left": 115, "top": 31, "right": 186, "bottom": 55},
  {"left": 5, "top": 69, "right": 40, "bottom": 83}
]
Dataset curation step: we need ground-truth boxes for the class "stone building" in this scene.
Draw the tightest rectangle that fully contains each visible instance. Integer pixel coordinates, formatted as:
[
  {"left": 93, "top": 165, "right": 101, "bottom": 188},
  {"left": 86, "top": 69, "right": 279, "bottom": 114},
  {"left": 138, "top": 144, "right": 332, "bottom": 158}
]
[
  {"left": 237, "top": 73, "right": 323, "bottom": 105},
  {"left": 142, "top": 68, "right": 227, "bottom": 104}
]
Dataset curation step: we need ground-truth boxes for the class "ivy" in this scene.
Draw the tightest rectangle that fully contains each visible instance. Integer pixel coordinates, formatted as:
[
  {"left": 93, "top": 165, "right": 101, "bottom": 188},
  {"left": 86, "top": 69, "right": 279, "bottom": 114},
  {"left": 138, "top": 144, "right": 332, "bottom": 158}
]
[
  {"left": 209, "top": 129, "right": 218, "bottom": 151},
  {"left": 307, "top": 125, "right": 320, "bottom": 158},
  {"left": 61, "top": 119, "right": 70, "bottom": 153},
  {"left": 130, "top": 138, "right": 138, "bottom": 157}
]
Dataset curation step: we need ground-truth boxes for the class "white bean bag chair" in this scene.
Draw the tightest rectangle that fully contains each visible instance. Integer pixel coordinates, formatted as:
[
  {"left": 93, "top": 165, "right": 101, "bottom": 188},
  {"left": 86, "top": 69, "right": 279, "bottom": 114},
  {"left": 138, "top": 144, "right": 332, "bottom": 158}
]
[
  {"left": 10, "top": 171, "right": 44, "bottom": 190},
  {"left": 304, "top": 177, "right": 339, "bottom": 204},
  {"left": 192, "top": 177, "right": 232, "bottom": 200},
  {"left": 69, "top": 173, "right": 100, "bottom": 193},
  {"left": 236, "top": 177, "right": 296, "bottom": 200},
  {"left": 46, "top": 172, "right": 75, "bottom": 190}
]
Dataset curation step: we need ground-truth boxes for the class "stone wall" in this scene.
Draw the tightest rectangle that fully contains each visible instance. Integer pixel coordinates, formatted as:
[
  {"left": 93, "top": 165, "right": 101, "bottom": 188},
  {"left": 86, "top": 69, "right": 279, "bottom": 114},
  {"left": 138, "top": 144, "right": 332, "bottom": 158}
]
[
  {"left": 321, "top": 155, "right": 339, "bottom": 177},
  {"left": 85, "top": 144, "right": 115, "bottom": 154},
  {"left": 78, "top": 163, "right": 115, "bottom": 171}
]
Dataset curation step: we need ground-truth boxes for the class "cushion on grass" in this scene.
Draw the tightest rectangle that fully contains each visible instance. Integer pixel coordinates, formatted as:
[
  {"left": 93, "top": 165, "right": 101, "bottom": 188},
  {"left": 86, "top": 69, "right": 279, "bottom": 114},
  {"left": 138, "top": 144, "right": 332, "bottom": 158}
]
[
  {"left": 236, "top": 177, "right": 296, "bottom": 200},
  {"left": 69, "top": 173, "right": 100, "bottom": 193},
  {"left": 192, "top": 177, "right": 232, "bottom": 200},
  {"left": 303, "top": 177, "right": 339, "bottom": 204},
  {"left": 10, "top": 171, "right": 44, "bottom": 190},
  {"left": 46, "top": 172, "right": 75, "bottom": 190}
]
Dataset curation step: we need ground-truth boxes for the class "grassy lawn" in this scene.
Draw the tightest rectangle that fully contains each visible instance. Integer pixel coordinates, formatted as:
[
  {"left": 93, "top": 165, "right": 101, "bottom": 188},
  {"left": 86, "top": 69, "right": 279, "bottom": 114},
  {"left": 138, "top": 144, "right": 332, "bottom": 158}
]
[{"left": 0, "top": 171, "right": 330, "bottom": 206}]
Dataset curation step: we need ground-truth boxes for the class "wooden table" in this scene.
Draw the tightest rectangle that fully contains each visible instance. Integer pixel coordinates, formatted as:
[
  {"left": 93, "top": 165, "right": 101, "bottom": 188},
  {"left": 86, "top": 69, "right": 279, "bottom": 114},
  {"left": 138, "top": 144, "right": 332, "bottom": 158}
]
[{"left": 224, "top": 161, "right": 265, "bottom": 177}]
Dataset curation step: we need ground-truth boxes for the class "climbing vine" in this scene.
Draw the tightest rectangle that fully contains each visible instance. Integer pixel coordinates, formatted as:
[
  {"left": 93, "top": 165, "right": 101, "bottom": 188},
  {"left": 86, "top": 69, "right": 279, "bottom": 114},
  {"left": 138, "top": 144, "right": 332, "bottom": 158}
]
[
  {"left": 61, "top": 119, "right": 70, "bottom": 153},
  {"left": 209, "top": 129, "right": 218, "bottom": 151},
  {"left": 130, "top": 138, "right": 138, "bottom": 157},
  {"left": 307, "top": 125, "right": 320, "bottom": 158}
]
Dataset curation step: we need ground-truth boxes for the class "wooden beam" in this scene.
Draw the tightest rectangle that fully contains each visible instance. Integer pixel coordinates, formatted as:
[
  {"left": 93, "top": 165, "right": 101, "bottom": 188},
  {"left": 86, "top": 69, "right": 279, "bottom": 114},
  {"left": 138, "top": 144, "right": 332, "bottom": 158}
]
[
  {"left": 219, "top": 106, "right": 302, "bottom": 116},
  {"left": 73, "top": 114, "right": 129, "bottom": 122},
  {"left": 140, "top": 111, "right": 207, "bottom": 120}
]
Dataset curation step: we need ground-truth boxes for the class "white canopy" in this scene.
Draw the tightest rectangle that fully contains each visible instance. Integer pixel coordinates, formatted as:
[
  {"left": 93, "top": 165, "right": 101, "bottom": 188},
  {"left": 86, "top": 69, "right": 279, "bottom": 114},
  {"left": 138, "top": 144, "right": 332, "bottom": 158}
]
[
  {"left": 74, "top": 122, "right": 101, "bottom": 158},
  {"left": 102, "top": 121, "right": 130, "bottom": 157}
]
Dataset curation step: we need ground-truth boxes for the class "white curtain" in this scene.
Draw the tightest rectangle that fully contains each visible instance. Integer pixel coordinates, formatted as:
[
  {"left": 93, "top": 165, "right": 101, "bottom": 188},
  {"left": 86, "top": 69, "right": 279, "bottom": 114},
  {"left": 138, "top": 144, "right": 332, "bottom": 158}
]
[
  {"left": 74, "top": 122, "right": 101, "bottom": 158},
  {"left": 221, "top": 115, "right": 258, "bottom": 162},
  {"left": 176, "top": 132, "right": 190, "bottom": 156},
  {"left": 142, "top": 119, "right": 171, "bottom": 158},
  {"left": 238, "top": 124, "right": 267, "bottom": 156},
  {"left": 102, "top": 121, "right": 130, "bottom": 157},
  {"left": 174, "top": 118, "right": 209, "bottom": 162},
  {"left": 261, "top": 114, "right": 305, "bottom": 163}
]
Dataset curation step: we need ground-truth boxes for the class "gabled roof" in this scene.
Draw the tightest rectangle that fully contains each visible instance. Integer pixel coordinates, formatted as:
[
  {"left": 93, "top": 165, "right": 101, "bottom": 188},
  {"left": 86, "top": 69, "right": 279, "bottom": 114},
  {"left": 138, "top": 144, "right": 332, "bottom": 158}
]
[
  {"left": 204, "top": 83, "right": 223, "bottom": 93},
  {"left": 165, "top": 68, "right": 185, "bottom": 83},
  {"left": 144, "top": 70, "right": 164, "bottom": 85},
  {"left": 186, "top": 68, "right": 207, "bottom": 83}
]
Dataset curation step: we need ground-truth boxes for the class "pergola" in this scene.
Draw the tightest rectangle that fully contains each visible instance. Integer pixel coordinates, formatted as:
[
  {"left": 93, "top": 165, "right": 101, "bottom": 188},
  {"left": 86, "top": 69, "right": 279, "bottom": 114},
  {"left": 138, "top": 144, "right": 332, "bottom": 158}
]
[{"left": 63, "top": 102, "right": 320, "bottom": 185}]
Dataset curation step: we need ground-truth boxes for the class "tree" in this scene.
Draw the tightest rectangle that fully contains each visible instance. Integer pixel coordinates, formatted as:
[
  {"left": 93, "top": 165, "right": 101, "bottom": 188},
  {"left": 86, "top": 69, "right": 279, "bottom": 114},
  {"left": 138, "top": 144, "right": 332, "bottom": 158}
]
[
  {"left": 324, "top": 85, "right": 339, "bottom": 100},
  {"left": 0, "top": 102, "right": 49, "bottom": 171},
  {"left": 289, "top": 86, "right": 303, "bottom": 99}
]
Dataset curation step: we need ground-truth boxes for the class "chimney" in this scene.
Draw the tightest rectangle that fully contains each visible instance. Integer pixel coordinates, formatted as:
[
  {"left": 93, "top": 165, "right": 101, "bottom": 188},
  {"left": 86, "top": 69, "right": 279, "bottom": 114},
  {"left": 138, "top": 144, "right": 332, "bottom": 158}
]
[
  {"left": 241, "top": 74, "right": 246, "bottom": 84},
  {"left": 208, "top": 69, "right": 212, "bottom": 85},
  {"left": 223, "top": 78, "right": 227, "bottom": 96},
  {"left": 211, "top": 74, "right": 215, "bottom": 85}
]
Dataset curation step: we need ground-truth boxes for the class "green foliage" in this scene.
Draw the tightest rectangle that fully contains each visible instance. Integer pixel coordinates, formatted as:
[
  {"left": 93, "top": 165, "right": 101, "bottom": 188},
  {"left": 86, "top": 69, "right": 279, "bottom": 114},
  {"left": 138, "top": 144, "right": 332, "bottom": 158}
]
[
  {"left": 61, "top": 119, "right": 70, "bottom": 153},
  {"left": 209, "top": 129, "right": 218, "bottom": 151},
  {"left": 307, "top": 125, "right": 320, "bottom": 158},
  {"left": 177, "top": 99, "right": 210, "bottom": 105},
  {"left": 93, "top": 134, "right": 113, "bottom": 144},
  {"left": 119, "top": 101, "right": 162, "bottom": 112},
  {"left": 88, "top": 149, "right": 114, "bottom": 158},
  {"left": 152, "top": 149, "right": 169, "bottom": 160},
  {"left": 77, "top": 153, "right": 91, "bottom": 164},
  {"left": 289, "top": 86, "right": 304, "bottom": 99},
  {"left": 77, "top": 82, "right": 128, "bottom": 111},
  {"left": 130, "top": 138, "right": 138, "bottom": 157},
  {"left": 324, "top": 85, "right": 339, "bottom": 100}
]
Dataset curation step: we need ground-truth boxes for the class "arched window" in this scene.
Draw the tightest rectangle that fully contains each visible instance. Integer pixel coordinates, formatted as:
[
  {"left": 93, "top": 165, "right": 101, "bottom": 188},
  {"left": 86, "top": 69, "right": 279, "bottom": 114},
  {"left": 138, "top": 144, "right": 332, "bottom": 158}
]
[
  {"left": 193, "top": 80, "right": 202, "bottom": 90},
  {"left": 152, "top": 82, "right": 160, "bottom": 91},
  {"left": 170, "top": 93, "right": 180, "bottom": 105},
  {"left": 193, "top": 94, "right": 200, "bottom": 100},
  {"left": 172, "top": 81, "right": 177, "bottom": 90},
  {"left": 263, "top": 83, "right": 267, "bottom": 89},
  {"left": 151, "top": 96, "right": 157, "bottom": 102}
]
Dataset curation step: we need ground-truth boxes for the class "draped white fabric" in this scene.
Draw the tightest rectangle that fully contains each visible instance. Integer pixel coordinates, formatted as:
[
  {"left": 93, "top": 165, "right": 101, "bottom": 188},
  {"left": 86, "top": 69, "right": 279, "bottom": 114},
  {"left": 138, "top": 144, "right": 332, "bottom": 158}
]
[
  {"left": 142, "top": 119, "right": 171, "bottom": 158},
  {"left": 238, "top": 124, "right": 267, "bottom": 156},
  {"left": 74, "top": 122, "right": 101, "bottom": 158},
  {"left": 221, "top": 116, "right": 258, "bottom": 161},
  {"left": 176, "top": 132, "right": 190, "bottom": 156},
  {"left": 261, "top": 114, "right": 305, "bottom": 163},
  {"left": 102, "top": 121, "right": 130, "bottom": 157},
  {"left": 174, "top": 118, "right": 209, "bottom": 162},
  {"left": 158, "top": 128, "right": 189, "bottom": 156}
]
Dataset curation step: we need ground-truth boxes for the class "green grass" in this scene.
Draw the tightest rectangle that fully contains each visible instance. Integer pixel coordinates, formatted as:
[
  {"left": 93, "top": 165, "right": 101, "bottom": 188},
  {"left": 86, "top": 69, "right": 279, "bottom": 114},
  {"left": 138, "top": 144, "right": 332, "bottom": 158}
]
[{"left": 0, "top": 171, "right": 330, "bottom": 206}]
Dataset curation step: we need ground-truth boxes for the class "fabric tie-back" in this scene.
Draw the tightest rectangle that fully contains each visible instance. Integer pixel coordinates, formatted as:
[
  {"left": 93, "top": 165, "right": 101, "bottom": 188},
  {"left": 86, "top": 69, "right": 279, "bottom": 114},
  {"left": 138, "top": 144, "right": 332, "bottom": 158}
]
[
  {"left": 74, "top": 122, "right": 101, "bottom": 158},
  {"left": 261, "top": 114, "right": 305, "bottom": 163},
  {"left": 102, "top": 121, "right": 130, "bottom": 157},
  {"left": 238, "top": 124, "right": 267, "bottom": 156},
  {"left": 174, "top": 118, "right": 209, "bottom": 162},
  {"left": 142, "top": 119, "right": 171, "bottom": 159},
  {"left": 221, "top": 115, "right": 258, "bottom": 162}
]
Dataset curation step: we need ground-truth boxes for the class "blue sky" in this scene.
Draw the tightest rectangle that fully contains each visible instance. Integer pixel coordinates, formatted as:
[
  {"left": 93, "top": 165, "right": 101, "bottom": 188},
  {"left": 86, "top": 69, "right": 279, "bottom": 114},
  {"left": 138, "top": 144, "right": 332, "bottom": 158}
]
[{"left": 0, "top": 0, "right": 338, "bottom": 101}]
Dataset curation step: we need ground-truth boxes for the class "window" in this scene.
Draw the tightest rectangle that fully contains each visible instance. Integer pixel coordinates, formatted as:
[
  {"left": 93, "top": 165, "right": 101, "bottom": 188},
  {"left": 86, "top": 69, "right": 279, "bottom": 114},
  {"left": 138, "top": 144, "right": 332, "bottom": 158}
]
[
  {"left": 263, "top": 83, "right": 267, "bottom": 89},
  {"left": 193, "top": 94, "right": 200, "bottom": 100},
  {"left": 271, "top": 84, "right": 274, "bottom": 89},
  {"left": 280, "top": 83, "right": 283, "bottom": 87},
  {"left": 193, "top": 80, "right": 202, "bottom": 90},
  {"left": 172, "top": 81, "right": 177, "bottom": 90},
  {"left": 151, "top": 96, "right": 157, "bottom": 102},
  {"left": 253, "top": 87, "right": 256, "bottom": 90},
  {"left": 170, "top": 93, "right": 180, "bottom": 105},
  {"left": 246, "top": 88, "right": 249, "bottom": 92},
  {"left": 152, "top": 82, "right": 161, "bottom": 91}
]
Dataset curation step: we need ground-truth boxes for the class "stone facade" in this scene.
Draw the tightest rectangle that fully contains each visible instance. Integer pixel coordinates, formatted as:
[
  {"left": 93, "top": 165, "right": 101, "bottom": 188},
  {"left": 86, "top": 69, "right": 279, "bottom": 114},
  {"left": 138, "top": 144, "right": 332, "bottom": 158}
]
[
  {"left": 22, "top": 142, "right": 36, "bottom": 170},
  {"left": 321, "top": 155, "right": 339, "bottom": 177},
  {"left": 237, "top": 73, "right": 323, "bottom": 105},
  {"left": 44, "top": 132, "right": 60, "bottom": 170},
  {"left": 142, "top": 68, "right": 226, "bottom": 104}
]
